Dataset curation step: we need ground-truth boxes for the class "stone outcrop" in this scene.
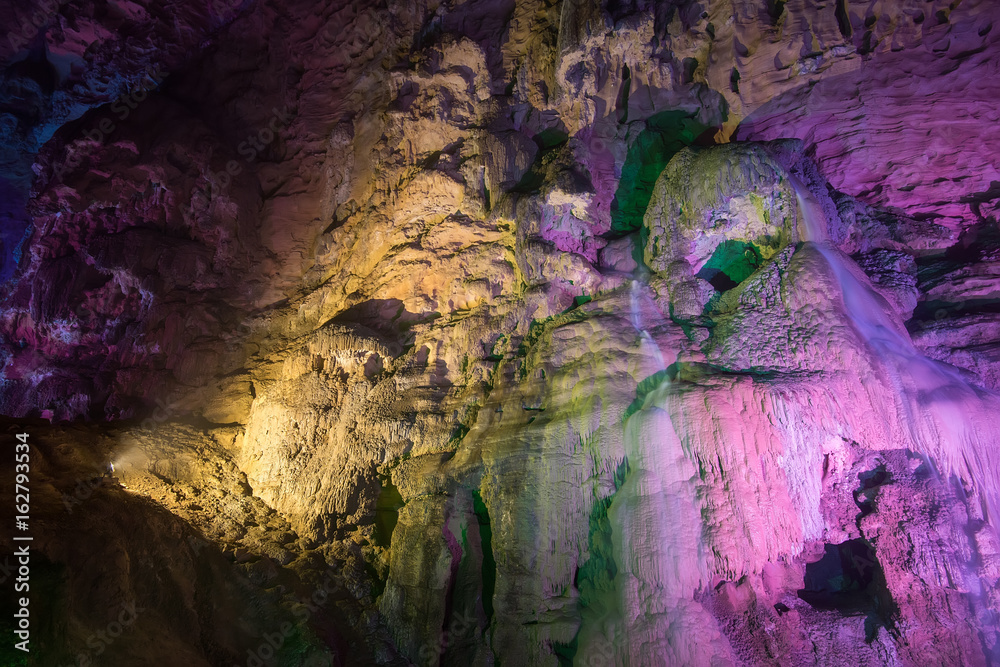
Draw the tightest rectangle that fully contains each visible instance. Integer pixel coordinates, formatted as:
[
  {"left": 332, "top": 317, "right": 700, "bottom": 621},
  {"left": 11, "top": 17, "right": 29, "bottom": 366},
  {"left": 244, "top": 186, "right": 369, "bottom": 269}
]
[{"left": 3, "top": 1, "right": 1000, "bottom": 666}]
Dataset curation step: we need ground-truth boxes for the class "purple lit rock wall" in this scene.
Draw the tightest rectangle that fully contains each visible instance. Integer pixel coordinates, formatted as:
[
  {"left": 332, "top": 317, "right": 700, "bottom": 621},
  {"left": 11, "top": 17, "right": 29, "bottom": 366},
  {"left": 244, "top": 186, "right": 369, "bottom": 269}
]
[{"left": 1, "top": 1, "right": 1000, "bottom": 665}]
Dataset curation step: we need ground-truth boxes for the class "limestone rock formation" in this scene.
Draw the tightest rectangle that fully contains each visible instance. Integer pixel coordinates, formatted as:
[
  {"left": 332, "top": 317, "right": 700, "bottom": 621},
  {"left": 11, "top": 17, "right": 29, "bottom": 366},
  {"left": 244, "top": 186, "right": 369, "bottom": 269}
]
[{"left": 2, "top": 1, "right": 1000, "bottom": 666}]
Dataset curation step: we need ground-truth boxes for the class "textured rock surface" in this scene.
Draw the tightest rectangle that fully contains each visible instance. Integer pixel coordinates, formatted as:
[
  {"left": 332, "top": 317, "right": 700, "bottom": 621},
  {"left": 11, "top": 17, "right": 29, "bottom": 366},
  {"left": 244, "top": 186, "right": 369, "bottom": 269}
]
[{"left": 3, "top": 1, "right": 1000, "bottom": 666}]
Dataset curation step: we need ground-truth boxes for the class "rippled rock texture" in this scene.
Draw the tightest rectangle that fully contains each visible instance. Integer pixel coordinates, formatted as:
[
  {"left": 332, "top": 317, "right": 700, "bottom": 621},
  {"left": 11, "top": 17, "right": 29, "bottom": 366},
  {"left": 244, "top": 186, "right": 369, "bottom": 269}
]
[{"left": 3, "top": 0, "right": 1000, "bottom": 665}]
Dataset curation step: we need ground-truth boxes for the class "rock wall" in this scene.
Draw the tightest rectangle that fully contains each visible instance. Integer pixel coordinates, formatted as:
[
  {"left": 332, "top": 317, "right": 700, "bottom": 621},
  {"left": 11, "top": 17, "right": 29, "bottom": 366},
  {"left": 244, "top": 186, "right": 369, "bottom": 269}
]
[{"left": 3, "top": 0, "right": 1000, "bottom": 665}]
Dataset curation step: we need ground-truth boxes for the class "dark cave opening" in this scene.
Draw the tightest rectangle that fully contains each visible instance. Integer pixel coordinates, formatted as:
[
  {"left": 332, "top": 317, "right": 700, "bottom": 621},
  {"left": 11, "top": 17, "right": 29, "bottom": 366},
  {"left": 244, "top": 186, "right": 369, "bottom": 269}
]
[
  {"left": 696, "top": 240, "right": 764, "bottom": 292},
  {"left": 472, "top": 489, "right": 496, "bottom": 624},
  {"left": 766, "top": 0, "right": 787, "bottom": 24},
  {"left": 616, "top": 62, "right": 631, "bottom": 123},
  {"left": 835, "top": 0, "right": 853, "bottom": 39},
  {"left": 798, "top": 539, "right": 896, "bottom": 641},
  {"left": 331, "top": 298, "right": 427, "bottom": 352},
  {"left": 508, "top": 125, "right": 569, "bottom": 195},
  {"left": 374, "top": 475, "right": 404, "bottom": 548},
  {"left": 854, "top": 464, "right": 890, "bottom": 518},
  {"left": 799, "top": 540, "right": 879, "bottom": 612},
  {"left": 609, "top": 110, "right": 708, "bottom": 235}
]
